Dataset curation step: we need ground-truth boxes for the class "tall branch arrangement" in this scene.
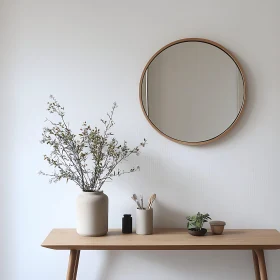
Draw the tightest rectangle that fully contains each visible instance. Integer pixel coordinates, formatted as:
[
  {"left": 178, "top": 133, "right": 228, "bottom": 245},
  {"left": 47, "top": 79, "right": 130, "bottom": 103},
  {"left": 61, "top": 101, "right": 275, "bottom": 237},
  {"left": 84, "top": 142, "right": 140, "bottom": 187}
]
[{"left": 40, "top": 96, "right": 147, "bottom": 192}]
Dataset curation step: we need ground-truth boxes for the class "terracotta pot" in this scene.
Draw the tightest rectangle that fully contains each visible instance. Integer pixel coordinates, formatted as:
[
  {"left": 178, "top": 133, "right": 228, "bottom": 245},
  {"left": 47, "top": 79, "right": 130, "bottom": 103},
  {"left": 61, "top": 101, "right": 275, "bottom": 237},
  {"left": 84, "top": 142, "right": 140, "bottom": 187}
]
[
  {"left": 210, "top": 221, "right": 226, "bottom": 235},
  {"left": 76, "top": 191, "right": 108, "bottom": 237},
  {"left": 188, "top": 228, "right": 207, "bottom": 236}
]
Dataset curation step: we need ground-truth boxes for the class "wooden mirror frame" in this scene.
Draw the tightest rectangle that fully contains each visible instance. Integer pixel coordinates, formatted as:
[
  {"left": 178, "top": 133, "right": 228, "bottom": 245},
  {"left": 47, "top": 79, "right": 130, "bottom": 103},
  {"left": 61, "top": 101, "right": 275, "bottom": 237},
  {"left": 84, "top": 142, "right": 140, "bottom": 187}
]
[{"left": 139, "top": 38, "right": 246, "bottom": 146}]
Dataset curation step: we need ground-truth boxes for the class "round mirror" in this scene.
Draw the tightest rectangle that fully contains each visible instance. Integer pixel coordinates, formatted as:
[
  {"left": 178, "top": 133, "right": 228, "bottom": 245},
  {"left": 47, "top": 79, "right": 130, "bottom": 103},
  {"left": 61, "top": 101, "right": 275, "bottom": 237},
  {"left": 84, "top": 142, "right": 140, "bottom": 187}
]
[{"left": 139, "top": 38, "right": 246, "bottom": 145}]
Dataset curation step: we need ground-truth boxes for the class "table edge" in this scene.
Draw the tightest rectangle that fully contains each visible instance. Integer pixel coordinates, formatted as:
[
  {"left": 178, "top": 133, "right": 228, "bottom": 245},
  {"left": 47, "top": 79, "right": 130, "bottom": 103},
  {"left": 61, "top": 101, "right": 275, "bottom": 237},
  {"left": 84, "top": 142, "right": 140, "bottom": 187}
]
[{"left": 41, "top": 244, "right": 280, "bottom": 250}]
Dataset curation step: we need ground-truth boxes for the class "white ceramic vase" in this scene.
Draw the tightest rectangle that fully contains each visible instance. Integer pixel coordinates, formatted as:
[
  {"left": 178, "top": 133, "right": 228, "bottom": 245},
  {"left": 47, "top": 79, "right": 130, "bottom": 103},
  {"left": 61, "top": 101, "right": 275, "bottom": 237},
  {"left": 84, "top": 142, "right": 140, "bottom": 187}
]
[{"left": 76, "top": 191, "right": 108, "bottom": 237}]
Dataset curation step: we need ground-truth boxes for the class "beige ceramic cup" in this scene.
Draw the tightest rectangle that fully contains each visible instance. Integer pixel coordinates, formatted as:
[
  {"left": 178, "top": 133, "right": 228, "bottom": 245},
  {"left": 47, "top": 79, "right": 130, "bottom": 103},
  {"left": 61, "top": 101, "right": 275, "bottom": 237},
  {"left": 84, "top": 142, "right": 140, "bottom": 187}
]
[
  {"left": 136, "top": 208, "right": 153, "bottom": 235},
  {"left": 210, "top": 221, "right": 226, "bottom": 235}
]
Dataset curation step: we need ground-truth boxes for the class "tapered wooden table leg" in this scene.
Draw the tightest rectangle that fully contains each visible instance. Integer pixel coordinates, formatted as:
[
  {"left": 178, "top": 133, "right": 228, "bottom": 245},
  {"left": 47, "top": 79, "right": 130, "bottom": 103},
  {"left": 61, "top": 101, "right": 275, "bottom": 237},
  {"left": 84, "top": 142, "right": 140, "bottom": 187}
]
[
  {"left": 73, "top": 250, "right": 80, "bottom": 280},
  {"left": 254, "top": 250, "right": 268, "bottom": 280},
  {"left": 66, "top": 250, "right": 80, "bottom": 280},
  {"left": 252, "top": 250, "right": 261, "bottom": 280}
]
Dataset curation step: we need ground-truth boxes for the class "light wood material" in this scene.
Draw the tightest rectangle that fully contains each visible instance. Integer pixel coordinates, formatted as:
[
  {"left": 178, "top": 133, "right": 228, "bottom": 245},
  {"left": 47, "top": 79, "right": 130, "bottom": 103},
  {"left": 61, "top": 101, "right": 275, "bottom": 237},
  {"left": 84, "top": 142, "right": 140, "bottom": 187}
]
[
  {"left": 252, "top": 250, "right": 261, "bottom": 280},
  {"left": 42, "top": 228, "right": 280, "bottom": 250},
  {"left": 139, "top": 37, "right": 246, "bottom": 146},
  {"left": 72, "top": 250, "right": 80, "bottom": 280},
  {"left": 255, "top": 250, "right": 268, "bottom": 280},
  {"left": 43, "top": 229, "right": 280, "bottom": 279},
  {"left": 66, "top": 250, "right": 78, "bottom": 280}
]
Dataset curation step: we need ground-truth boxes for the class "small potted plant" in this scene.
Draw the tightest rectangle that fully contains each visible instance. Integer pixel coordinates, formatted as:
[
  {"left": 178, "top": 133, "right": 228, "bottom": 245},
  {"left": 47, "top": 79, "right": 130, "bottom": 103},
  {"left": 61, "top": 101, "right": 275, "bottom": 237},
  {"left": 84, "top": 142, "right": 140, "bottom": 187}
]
[{"left": 186, "top": 212, "right": 211, "bottom": 236}]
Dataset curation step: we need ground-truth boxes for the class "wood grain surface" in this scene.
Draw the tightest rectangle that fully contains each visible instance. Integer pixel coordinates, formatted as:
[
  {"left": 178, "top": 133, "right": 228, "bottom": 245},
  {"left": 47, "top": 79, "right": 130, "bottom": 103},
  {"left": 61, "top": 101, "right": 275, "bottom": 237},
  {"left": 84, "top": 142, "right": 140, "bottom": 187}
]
[{"left": 42, "top": 228, "right": 280, "bottom": 250}]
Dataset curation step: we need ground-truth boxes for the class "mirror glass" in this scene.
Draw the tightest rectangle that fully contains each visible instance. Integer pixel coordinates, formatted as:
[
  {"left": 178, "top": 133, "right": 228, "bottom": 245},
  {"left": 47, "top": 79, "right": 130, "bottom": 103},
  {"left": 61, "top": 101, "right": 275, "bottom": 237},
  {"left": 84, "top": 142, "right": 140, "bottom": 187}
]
[{"left": 140, "top": 39, "right": 245, "bottom": 145}]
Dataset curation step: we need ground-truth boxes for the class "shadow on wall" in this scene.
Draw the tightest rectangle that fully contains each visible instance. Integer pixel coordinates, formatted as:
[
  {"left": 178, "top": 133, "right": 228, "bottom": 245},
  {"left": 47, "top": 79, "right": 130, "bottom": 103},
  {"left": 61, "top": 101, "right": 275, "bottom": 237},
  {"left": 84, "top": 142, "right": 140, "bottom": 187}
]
[
  {"left": 154, "top": 201, "right": 187, "bottom": 228},
  {"left": 92, "top": 250, "right": 254, "bottom": 280},
  {"left": 92, "top": 249, "right": 280, "bottom": 280},
  {"left": 93, "top": 251, "right": 114, "bottom": 280},
  {"left": 134, "top": 151, "right": 217, "bottom": 215}
]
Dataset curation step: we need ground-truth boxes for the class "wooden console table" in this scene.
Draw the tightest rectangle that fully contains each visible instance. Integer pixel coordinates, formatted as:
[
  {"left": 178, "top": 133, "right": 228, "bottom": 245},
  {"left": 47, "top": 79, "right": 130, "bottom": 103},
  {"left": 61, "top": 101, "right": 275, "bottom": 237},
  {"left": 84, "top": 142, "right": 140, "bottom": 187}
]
[{"left": 41, "top": 228, "right": 280, "bottom": 280}]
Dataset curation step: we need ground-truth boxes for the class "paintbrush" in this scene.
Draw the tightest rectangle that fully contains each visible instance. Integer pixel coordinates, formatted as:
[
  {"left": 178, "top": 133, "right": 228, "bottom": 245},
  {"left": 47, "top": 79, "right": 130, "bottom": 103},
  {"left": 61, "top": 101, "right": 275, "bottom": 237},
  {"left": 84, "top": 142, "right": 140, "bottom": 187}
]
[
  {"left": 148, "top": 193, "right": 156, "bottom": 209},
  {"left": 132, "top": 194, "right": 142, "bottom": 209}
]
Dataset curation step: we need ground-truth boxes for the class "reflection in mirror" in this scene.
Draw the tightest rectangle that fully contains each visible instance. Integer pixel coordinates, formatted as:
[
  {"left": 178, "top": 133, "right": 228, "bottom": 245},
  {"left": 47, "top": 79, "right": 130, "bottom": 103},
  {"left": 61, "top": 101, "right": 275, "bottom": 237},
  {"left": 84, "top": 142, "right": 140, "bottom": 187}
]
[{"left": 140, "top": 39, "right": 245, "bottom": 145}]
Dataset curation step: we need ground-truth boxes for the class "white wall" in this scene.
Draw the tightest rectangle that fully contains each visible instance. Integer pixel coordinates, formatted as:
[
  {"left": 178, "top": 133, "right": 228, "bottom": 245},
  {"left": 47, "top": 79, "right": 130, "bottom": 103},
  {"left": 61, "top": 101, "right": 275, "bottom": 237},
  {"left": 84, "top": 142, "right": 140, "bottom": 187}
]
[{"left": 1, "top": 1, "right": 280, "bottom": 279}]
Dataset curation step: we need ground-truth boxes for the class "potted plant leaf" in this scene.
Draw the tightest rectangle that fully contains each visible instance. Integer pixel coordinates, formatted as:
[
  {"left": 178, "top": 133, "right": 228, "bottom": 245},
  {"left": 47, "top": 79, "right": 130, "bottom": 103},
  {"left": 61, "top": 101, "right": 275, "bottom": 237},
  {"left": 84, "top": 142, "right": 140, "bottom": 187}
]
[
  {"left": 186, "top": 212, "right": 211, "bottom": 236},
  {"left": 40, "top": 96, "right": 147, "bottom": 237}
]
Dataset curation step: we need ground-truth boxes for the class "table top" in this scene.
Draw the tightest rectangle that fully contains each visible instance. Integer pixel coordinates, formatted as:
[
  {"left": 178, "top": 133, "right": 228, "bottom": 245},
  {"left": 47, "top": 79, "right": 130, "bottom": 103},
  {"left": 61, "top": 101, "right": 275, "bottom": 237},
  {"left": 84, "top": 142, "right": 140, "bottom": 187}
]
[{"left": 41, "top": 228, "right": 280, "bottom": 250}]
